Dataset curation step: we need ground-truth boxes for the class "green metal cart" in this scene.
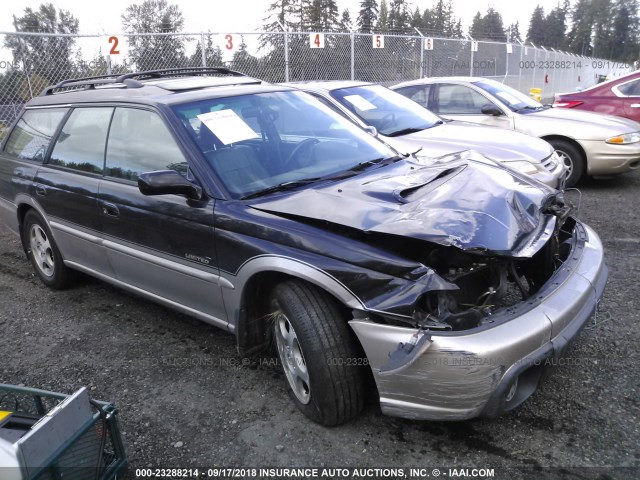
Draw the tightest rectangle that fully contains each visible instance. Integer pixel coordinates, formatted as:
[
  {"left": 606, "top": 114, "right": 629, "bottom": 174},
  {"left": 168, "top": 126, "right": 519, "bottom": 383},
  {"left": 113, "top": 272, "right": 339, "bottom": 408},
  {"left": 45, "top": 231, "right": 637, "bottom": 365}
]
[{"left": 0, "top": 384, "right": 127, "bottom": 480}]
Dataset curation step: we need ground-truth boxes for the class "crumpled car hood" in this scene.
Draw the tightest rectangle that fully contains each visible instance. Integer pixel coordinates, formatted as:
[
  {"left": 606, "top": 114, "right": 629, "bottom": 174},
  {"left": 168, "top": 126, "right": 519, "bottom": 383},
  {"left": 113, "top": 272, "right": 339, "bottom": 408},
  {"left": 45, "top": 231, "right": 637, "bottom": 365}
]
[{"left": 250, "top": 152, "right": 560, "bottom": 258}]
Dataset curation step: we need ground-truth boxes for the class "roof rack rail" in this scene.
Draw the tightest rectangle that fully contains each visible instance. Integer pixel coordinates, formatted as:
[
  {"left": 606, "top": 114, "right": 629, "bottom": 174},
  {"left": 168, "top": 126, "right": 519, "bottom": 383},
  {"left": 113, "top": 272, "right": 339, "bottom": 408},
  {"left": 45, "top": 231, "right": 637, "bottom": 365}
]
[{"left": 40, "top": 67, "right": 247, "bottom": 96}]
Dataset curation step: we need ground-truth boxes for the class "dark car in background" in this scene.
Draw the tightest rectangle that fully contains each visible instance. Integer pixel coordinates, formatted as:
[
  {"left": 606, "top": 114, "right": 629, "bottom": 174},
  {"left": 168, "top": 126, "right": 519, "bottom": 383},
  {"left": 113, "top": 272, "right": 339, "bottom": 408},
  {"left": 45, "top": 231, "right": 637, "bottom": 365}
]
[
  {"left": 554, "top": 70, "right": 640, "bottom": 123},
  {"left": 0, "top": 68, "right": 607, "bottom": 426}
]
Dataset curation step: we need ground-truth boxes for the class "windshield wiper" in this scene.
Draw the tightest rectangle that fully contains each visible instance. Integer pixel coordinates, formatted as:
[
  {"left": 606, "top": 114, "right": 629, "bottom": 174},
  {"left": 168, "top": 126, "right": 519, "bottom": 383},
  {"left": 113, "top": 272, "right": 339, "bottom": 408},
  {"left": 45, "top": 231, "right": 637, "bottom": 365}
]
[
  {"left": 386, "top": 126, "right": 427, "bottom": 137},
  {"left": 513, "top": 105, "right": 541, "bottom": 112},
  {"left": 241, "top": 177, "right": 321, "bottom": 200}
]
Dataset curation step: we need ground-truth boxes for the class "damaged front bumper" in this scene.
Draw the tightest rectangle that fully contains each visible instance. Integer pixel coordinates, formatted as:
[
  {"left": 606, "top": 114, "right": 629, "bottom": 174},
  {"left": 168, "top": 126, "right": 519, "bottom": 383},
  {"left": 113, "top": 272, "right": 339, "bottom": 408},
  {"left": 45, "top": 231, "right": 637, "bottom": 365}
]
[{"left": 349, "top": 221, "right": 607, "bottom": 421}]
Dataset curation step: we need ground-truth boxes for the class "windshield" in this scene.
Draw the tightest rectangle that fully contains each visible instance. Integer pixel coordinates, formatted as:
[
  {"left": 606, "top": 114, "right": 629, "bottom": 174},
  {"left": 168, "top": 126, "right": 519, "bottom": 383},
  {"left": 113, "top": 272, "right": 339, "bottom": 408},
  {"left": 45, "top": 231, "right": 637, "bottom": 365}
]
[
  {"left": 172, "top": 90, "right": 397, "bottom": 199},
  {"left": 474, "top": 80, "right": 543, "bottom": 112},
  {"left": 330, "top": 84, "right": 442, "bottom": 136}
]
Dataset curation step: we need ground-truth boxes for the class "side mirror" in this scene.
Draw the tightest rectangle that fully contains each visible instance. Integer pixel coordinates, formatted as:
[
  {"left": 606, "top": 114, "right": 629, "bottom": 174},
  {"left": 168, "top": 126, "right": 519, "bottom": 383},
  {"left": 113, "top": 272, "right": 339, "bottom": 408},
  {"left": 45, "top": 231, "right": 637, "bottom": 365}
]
[
  {"left": 138, "top": 170, "right": 203, "bottom": 200},
  {"left": 365, "top": 125, "right": 378, "bottom": 137},
  {"left": 481, "top": 104, "right": 503, "bottom": 116}
]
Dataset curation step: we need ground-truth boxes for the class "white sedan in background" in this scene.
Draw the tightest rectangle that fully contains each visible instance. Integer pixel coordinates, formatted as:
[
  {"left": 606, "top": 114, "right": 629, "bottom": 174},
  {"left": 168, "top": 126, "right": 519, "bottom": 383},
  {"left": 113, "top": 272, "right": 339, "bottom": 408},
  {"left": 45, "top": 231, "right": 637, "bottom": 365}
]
[{"left": 392, "top": 77, "right": 640, "bottom": 187}]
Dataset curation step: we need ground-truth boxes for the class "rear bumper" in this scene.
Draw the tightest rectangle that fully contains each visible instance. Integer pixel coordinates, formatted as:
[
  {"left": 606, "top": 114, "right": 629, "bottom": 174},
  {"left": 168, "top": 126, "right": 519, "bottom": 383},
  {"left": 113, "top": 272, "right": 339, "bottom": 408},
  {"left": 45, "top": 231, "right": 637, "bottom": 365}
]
[{"left": 350, "top": 222, "right": 607, "bottom": 420}]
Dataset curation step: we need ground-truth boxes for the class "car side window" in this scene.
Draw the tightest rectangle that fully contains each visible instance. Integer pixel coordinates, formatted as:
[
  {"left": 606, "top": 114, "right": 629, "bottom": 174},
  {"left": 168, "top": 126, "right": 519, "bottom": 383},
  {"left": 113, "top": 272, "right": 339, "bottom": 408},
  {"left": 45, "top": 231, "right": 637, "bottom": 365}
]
[
  {"left": 435, "top": 84, "right": 492, "bottom": 114},
  {"left": 3, "top": 108, "right": 68, "bottom": 162},
  {"left": 395, "top": 85, "right": 431, "bottom": 109},
  {"left": 618, "top": 79, "right": 640, "bottom": 96},
  {"left": 106, "top": 108, "right": 188, "bottom": 181},
  {"left": 48, "top": 107, "right": 113, "bottom": 174}
]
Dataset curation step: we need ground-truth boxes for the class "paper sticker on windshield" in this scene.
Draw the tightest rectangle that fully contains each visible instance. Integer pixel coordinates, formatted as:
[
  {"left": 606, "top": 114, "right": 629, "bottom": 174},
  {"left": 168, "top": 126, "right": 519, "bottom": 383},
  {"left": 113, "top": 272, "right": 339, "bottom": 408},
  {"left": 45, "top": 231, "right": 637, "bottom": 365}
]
[
  {"left": 495, "top": 92, "right": 521, "bottom": 105},
  {"left": 343, "top": 94, "right": 377, "bottom": 111},
  {"left": 197, "top": 109, "right": 258, "bottom": 145}
]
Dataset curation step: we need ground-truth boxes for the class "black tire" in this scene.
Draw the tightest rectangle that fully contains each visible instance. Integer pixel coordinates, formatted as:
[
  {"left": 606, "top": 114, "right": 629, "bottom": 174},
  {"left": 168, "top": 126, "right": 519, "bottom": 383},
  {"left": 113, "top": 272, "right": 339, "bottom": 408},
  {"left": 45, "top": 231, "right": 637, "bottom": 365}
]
[
  {"left": 22, "top": 210, "right": 73, "bottom": 289},
  {"left": 270, "top": 280, "right": 365, "bottom": 426},
  {"left": 549, "top": 139, "right": 585, "bottom": 188}
]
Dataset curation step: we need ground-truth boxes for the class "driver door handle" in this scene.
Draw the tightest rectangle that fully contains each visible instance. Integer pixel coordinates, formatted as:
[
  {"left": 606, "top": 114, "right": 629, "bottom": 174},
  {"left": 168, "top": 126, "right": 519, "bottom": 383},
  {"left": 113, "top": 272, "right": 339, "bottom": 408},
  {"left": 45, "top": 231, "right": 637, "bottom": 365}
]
[
  {"left": 101, "top": 201, "right": 119, "bottom": 217},
  {"left": 629, "top": 103, "right": 640, "bottom": 108}
]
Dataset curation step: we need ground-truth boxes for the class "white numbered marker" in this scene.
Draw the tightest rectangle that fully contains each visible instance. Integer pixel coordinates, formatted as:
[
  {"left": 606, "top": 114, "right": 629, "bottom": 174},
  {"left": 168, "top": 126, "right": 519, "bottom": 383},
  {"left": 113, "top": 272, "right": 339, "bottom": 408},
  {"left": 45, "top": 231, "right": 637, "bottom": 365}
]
[
  {"left": 424, "top": 38, "right": 434, "bottom": 50},
  {"left": 310, "top": 33, "right": 325, "bottom": 48},
  {"left": 372, "top": 35, "right": 384, "bottom": 49}
]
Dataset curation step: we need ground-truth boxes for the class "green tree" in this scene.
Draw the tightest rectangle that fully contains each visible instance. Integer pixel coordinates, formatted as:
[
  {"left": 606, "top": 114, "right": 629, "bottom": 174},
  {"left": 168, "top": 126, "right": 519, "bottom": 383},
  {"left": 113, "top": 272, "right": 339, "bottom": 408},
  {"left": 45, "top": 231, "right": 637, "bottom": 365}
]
[
  {"left": 231, "top": 37, "right": 259, "bottom": 75},
  {"left": 339, "top": 8, "right": 353, "bottom": 31},
  {"left": 567, "top": 0, "right": 594, "bottom": 54},
  {"left": 306, "top": 0, "right": 340, "bottom": 30},
  {"left": 544, "top": 1, "right": 569, "bottom": 49},
  {"left": 190, "top": 35, "right": 224, "bottom": 67},
  {"left": 388, "top": 0, "right": 409, "bottom": 32},
  {"left": 508, "top": 21, "right": 522, "bottom": 43},
  {"left": 357, "top": 0, "right": 378, "bottom": 32},
  {"left": 526, "top": 5, "right": 546, "bottom": 45},
  {"left": 469, "top": 12, "right": 484, "bottom": 39},
  {"left": 377, "top": 0, "right": 389, "bottom": 32},
  {"left": 5, "top": 3, "right": 79, "bottom": 84},
  {"left": 121, "top": 0, "right": 187, "bottom": 71},
  {"left": 609, "top": 0, "right": 639, "bottom": 62}
]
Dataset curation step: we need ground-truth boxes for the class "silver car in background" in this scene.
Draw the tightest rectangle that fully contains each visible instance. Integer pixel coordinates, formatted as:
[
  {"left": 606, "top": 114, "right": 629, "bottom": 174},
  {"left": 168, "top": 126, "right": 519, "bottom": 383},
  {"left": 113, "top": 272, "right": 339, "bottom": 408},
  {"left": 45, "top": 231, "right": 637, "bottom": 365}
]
[
  {"left": 392, "top": 77, "right": 640, "bottom": 187},
  {"left": 284, "top": 81, "right": 566, "bottom": 189}
]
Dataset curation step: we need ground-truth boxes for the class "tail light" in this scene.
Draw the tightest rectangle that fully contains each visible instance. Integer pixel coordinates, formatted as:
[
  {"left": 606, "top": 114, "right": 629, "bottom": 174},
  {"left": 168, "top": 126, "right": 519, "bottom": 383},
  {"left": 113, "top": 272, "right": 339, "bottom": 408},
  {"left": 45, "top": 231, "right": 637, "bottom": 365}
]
[{"left": 553, "top": 100, "right": 584, "bottom": 108}]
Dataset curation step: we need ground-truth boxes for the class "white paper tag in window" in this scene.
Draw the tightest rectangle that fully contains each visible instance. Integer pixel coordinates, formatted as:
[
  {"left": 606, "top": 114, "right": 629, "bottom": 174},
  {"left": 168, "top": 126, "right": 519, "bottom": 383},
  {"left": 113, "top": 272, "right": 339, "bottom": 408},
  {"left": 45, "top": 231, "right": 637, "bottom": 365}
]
[
  {"left": 343, "top": 95, "right": 377, "bottom": 111},
  {"left": 197, "top": 109, "right": 258, "bottom": 145}
]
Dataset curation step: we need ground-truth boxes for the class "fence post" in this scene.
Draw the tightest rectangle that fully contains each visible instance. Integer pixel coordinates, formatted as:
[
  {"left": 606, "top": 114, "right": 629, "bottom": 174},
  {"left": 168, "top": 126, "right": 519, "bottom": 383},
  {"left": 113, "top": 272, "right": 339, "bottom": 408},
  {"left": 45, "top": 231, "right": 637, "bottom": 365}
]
[
  {"left": 350, "top": 30, "right": 355, "bottom": 80},
  {"left": 201, "top": 32, "right": 206, "bottom": 67},
  {"left": 414, "top": 27, "right": 424, "bottom": 79},
  {"left": 277, "top": 21, "right": 289, "bottom": 82},
  {"left": 517, "top": 40, "right": 524, "bottom": 92},
  {"left": 467, "top": 34, "right": 474, "bottom": 77}
]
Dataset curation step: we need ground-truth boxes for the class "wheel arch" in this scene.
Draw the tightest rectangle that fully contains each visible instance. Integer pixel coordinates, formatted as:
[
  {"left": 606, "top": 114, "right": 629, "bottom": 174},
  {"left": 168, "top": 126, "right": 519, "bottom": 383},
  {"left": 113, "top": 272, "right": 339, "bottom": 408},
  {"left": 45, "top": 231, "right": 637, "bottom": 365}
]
[
  {"left": 228, "top": 256, "right": 365, "bottom": 356},
  {"left": 15, "top": 195, "right": 50, "bottom": 253},
  {"left": 541, "top": 135, "right": 587, "bottom": 164}
]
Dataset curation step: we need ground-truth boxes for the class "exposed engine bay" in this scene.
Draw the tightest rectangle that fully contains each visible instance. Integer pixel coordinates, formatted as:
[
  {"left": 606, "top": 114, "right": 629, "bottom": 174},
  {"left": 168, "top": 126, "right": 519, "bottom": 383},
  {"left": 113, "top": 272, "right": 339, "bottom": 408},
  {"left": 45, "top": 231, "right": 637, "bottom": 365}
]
[{"left": 412, "top": 211, "right": 576, "bottom": 332}]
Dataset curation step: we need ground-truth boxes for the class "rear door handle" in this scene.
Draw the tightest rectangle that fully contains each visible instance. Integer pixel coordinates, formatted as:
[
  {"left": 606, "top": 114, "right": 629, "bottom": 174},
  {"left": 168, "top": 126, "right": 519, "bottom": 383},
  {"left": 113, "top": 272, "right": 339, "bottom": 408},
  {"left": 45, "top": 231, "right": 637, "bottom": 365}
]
[
  {"left": 35, "top": 184, "right": 46, "bottom": 196},
  {"left": 630, "top": 103, "right": 640, "bottom": 108},
  {"left": 101, "top": 202, "right": 119, "bottom": 217}
]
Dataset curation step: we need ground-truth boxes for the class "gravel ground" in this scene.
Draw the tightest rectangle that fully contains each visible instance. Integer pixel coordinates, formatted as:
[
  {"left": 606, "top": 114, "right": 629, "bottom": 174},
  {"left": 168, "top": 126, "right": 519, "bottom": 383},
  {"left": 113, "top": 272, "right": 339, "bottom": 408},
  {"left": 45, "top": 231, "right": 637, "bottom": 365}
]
[{"left": 1, "top": 171, "right": 639, "bottom": 480}]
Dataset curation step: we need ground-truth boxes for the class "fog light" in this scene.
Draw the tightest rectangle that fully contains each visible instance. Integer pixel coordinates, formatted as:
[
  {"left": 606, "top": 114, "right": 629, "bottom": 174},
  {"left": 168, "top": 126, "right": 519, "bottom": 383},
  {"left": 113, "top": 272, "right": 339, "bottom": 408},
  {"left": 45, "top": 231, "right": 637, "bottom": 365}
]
[{"left": 505, "top": 377, "right": 519, "bottom": 402}]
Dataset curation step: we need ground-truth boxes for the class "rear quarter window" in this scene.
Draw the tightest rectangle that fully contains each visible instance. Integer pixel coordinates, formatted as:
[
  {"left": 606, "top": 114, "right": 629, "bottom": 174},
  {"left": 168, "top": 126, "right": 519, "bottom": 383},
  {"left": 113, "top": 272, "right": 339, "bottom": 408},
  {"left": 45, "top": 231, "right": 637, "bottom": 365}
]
[{"left": 3, "top": 108, "right": 68, "bottom": 162}]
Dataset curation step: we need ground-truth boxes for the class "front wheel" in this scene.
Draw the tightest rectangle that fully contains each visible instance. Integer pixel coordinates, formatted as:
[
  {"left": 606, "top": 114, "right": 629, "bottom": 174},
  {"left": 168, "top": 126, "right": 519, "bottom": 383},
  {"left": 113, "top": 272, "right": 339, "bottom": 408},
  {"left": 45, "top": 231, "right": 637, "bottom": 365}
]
[
  {"left": 270, "top": 280, "right": 365, "bottom": 426},
  {"left": 22, "top": 210, "right": 74, "bottom": 289},
  {"left": 549, "top": 139, "right": 585, "bottom": 188}
]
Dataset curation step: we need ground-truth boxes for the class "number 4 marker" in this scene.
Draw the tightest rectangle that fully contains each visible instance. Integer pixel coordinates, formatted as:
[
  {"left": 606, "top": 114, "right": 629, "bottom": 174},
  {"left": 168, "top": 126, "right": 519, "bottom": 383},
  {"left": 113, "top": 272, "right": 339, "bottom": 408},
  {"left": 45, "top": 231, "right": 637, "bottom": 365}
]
[{"left": 310, "top": 33, "right": 325, "bottom": 48}]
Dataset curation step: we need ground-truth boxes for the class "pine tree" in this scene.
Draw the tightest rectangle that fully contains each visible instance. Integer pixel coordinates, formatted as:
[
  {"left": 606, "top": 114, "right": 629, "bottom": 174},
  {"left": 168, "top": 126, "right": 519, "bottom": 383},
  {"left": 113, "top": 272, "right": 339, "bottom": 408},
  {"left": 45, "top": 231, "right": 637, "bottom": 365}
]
[
  {"left": 526, "top": 5, "right": 546, "bottom": 45},
  {"left": 357, "top": 0, "right": 378, "bottom": 33},
  {"left": 544, "top": 2, "right": 569, "bottom": 49},
  {"left": 377, "top": 0, "right": 389, "bottom": 32},
  {"left": 469, "top": 12, "right": 484, "bottom": 39},
  {"left": 567, "top": 0, "right": 594, "bottom": 55},
  {"left": 339, "top": 8, "right": 353, "bottom": 31},
  {"left": 388, "top": 0, "right": 408, "bottom": 32},
  {"left": 508, "top": 22, "right": 522, "bottom": 43}
]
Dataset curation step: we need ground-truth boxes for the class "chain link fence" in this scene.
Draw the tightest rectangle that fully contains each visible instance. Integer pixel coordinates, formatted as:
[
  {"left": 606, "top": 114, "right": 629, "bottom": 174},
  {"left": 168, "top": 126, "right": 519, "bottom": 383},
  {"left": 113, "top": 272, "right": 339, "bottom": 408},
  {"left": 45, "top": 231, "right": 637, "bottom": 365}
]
[{"left": 0, "top": 30, "right": 633, "bottom": 131}]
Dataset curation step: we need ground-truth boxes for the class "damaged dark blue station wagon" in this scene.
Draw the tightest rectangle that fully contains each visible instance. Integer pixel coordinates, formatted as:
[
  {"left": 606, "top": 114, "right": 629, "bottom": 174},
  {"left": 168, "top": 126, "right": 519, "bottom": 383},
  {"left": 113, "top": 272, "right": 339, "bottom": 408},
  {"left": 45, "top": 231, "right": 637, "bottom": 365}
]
[{"left": 0, "top": 69, "right": 607, "bottom": 425}]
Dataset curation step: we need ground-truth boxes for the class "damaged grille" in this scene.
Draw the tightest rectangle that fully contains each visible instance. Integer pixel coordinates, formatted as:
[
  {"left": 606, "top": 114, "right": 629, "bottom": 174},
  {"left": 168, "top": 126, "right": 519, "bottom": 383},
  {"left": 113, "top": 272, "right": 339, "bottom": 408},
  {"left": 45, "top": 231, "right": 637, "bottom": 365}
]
[{"left": 414, "top": 212, "right": 577, "bottom": 332}]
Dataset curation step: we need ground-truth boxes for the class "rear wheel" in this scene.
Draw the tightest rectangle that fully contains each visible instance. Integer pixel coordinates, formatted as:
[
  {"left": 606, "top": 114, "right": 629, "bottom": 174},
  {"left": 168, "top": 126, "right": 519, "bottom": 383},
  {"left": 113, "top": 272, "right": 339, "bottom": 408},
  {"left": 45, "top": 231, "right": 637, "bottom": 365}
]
[
  {"left": 270, "top": 280, "right": 365, "bottom": 426},
  {"left": 23, "top": 210, "right": 73, "bottom": 289},
  {"left": 549, "top": 139, "right": 584, "bottom": 188}
]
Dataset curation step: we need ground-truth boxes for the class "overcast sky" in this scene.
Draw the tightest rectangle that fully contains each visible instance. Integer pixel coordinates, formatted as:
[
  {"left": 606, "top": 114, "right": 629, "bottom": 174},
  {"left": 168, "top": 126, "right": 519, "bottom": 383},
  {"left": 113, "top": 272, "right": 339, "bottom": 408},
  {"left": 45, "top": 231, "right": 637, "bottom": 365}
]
[{"left": 1, "top": 0, "right": 569, "bottom": 36}]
